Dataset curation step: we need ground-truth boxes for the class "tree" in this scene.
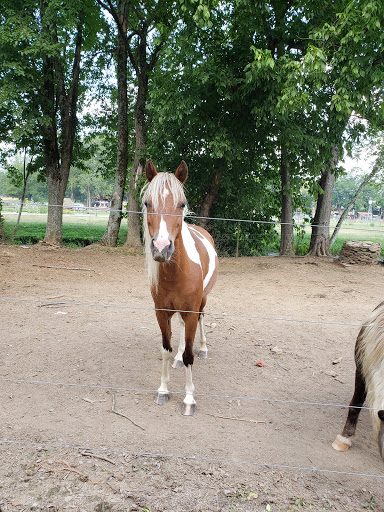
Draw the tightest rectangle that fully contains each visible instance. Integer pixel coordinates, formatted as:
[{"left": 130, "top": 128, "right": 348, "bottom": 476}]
[
  {"left": 95, "top": 0, "right": 130, "bottom": 246},
  {"left": 0, "top": 0, "right": 105, "bottom": 245},
  {"left": 306, "top": 0, "right": 384, "bottom": 255}
]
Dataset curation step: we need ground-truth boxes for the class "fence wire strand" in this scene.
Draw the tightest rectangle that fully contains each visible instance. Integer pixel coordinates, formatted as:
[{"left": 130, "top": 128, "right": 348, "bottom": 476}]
[
  {"left": 4, "top": 202, "right": 384, "bottom": 233},
  {"left": 0, "top": 296, "right": 381, "bottom": 329},
  {"left": 0, "top": 439, "right": 383, "bottom": 480},
  {"left": 0, "top": 376, "right": 381, "bottom": 411}
]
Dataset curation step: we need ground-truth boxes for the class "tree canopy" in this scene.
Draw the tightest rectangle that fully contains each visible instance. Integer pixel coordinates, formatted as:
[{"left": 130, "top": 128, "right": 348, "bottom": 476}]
[{"left": 1, "top": 0, "right": 384, "bottom": 253}]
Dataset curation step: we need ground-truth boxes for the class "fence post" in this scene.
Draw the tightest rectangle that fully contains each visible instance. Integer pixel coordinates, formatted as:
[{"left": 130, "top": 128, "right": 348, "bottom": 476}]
[{"left": 236, "top": 221, "right": 240, "bottom": 257}]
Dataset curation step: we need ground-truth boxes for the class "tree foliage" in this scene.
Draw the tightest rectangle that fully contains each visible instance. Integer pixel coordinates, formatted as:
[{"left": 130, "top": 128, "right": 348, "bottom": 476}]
[{"left": 1, "top": 0, "right": 384, "bottom": 254}]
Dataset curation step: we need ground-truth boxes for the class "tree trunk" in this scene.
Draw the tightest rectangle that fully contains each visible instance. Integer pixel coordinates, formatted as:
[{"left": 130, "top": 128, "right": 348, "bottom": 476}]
[
  {"left": 41, "top": 8, "right": 83, "bottom": 245},
  {"left": 124, "top": 16, "right": 166, "bottom": 249},
  {"left": 279, "top": 144, "right": 294, "bottom": 256},
  {"left": 0, "top": 199, "right": 5, "bottom": 242},
  {"left": 45, "top": 170, "right": 68, "bottom": 245},
  {"left": 307, "top": 147, "right": 338, "bottom": 257},
  {"left": 125, "top": 63, "right": 148, "bottom": 249},
  {"left": 12, "top": 155, "right": 32, "bottom": 241},
  {"left": 198, "top": 168, "right": 221, "bottom": 229},
  {"left": 100, "top": 0, "right": 129, "bottom": 246}
]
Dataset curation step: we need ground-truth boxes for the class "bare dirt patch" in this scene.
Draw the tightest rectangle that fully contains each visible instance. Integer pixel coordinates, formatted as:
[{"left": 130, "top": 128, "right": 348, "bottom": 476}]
[{"left": 0, "top": 244, "right": 383, "bottom": 511}]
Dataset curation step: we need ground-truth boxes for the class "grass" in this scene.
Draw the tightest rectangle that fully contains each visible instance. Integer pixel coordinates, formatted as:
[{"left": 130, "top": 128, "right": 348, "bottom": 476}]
[
  {"left": 3, "top": 213, "right": 127, "bottom": 247},
  {"left": 294, "top": 220, "right": 384, "bottom": 257},
  {"left": 2, "top": 213, "right": 384, "bottom": 255}
]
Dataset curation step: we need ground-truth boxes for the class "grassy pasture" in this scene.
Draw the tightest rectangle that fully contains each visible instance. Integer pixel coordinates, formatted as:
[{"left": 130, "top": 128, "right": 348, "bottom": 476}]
[{"left": 2, "top": 212, "right": 384, "bottom": 256}]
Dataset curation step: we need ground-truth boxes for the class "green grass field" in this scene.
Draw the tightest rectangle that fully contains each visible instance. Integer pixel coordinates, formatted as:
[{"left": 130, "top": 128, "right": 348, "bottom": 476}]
[
  {"left": 2, "top": 212, "right": 384, "bottom": 256},
  {"left": 294, "top": 220, "right": 384, "bottom": 256},
  {"left": 3, "top": 213, "right": 127, "bottom": 247}
]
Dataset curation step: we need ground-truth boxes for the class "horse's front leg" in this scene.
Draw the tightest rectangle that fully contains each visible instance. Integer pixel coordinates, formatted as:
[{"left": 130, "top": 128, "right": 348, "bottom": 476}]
[
  {"left": 181, "top": 312, "right": 199, "bottom": 416},
  {"left": 171, "top": 314, "right": 185, "bottom": 369},
  {"left": 155, "top": 311, "right": 173, "bottom": 406}
]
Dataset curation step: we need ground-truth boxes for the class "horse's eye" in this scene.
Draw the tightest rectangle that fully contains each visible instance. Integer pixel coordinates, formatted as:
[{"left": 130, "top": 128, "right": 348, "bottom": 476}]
[
  {"left": 144, "top": 200, "right": 149, "bottom": 208},
  {"left": 180, "top": 203, "right": 186, "bottom": 209}
]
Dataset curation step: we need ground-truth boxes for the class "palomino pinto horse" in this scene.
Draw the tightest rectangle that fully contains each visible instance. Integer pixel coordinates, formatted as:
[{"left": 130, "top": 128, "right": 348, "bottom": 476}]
[
  {"left": 332, "top": 301, "right": 384, "bottom": 461},
  {"left": 142, "top": 159, "right": 218, "bottom": 416}
]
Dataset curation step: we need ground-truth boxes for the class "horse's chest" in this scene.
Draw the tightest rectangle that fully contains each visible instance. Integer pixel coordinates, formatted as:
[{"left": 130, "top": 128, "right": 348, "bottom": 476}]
[{"left": 153, "top": 273, "right": 202, "bottom": 310}]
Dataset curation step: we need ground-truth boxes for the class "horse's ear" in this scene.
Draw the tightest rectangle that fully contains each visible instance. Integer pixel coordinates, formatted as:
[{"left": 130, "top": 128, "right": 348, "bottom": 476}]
[
  {"left": 378, "top": 410, "right": 384, "bottom": 422},
  {"left": 175, "top": 160, "right": 188, "bottom": 184},
  {"left": 145, "top": 159, "right": 157, "bottom": 182}
]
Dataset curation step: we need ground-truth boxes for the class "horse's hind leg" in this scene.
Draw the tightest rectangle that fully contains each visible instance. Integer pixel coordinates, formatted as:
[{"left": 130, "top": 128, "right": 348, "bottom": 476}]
[
  {"left": 155, "top": 311, "right": 173, "bottom": 405},
  {"left": 171, "top": 314, "right": 185, "bottom": 369},
  {"left": 198, "top": 297, "right": 208, "bottom": 359},
  {"left": 332, "top": 363, "right": 366, "bottom": 451}
]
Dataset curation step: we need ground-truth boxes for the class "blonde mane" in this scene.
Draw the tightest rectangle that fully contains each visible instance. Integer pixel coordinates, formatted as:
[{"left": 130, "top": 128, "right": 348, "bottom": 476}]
[{"left": 142, "top": 173, "right": 189, "bottom": 290}]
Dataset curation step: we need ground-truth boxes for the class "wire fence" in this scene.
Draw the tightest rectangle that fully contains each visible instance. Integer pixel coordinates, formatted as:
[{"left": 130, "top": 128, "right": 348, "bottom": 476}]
[
  {"left": 3, "top": 201, "right": 384, "bottom": 231},
  {"left": 1, "top": 439, "right": 383, "bottom": 480},
  {"left": 1, "top": 205, "right": 384, "bottom": 480}
]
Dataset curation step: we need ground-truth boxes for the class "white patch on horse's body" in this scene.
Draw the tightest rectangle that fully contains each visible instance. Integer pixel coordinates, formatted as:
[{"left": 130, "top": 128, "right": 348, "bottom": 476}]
[
  {"left": 181, "top": 222, "right": 202, "bottom": 269},
  {"left": 189, "top": 226, "right": 217, "bottom": 290}
]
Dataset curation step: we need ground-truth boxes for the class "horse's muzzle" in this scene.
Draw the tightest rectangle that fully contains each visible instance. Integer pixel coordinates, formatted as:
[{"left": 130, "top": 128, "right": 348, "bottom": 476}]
[{"left": 151, "top": 239, "right": 174, "bottom": 262}]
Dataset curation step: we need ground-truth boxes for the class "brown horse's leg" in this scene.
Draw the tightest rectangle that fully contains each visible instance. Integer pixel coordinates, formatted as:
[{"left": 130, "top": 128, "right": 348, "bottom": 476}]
[
  {"left": 332, "top": 363, "right": 366, "bottom": 451},
  {"left": 378, "top": 411, "right": 384, "bottom": 460},
  {"left": 180, "top": 312, "right": 199, "bottom": 416},
  {"left": 198, "top": 297, "right": 208, "bottom": 359},
  {"left": 154, "top": 311, "right": 173, "bottom": 405}
]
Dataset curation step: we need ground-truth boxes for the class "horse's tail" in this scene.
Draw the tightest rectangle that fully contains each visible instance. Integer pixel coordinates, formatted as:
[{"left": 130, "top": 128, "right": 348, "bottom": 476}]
[{"left": 356, "top": 302, "right": 384, "bottom": 456}]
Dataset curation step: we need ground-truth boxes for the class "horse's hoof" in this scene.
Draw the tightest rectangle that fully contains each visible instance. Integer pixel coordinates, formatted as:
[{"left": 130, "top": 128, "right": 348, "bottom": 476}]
[
  {"left": 198, "top": 350, "right": 208, "bottom": 359},
  {"left": 332, "top": 434, "right": 352, "bottom": 452},
  {"left": 181, "top": 402, "right": 196, "bottom": 416},
  {"left": 172, "top": 359, "right": 183, "bottom": 369},
  {"left": 154, "top": 392, "right": 170, "bottom": 405}
]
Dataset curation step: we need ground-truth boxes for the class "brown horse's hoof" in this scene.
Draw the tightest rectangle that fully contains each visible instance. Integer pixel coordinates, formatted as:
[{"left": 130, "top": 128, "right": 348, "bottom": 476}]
[
  {"left": 198, "top": 350, "right": 208, "bottom": 359},
  {"left": 332, "top": 434, "right": 352, "bottom": 451},
  {"left": 154, "top": 392, "right": 170, "bottom": 405},
  {"left": 181, "top": 402, "right": 196, "bottom": 416},
  {"left": 172, "top": 359, "right": 183, "bottom": 369}
]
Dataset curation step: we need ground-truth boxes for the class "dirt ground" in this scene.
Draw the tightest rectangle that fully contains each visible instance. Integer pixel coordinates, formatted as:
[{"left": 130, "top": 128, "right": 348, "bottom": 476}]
[{"left": 0, "top": 243, "right": 384, "bottom": 512}]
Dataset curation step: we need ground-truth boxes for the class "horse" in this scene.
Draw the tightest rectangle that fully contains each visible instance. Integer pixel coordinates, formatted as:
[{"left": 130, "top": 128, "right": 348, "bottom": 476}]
[
  {"left": 142, "top": 159, "right": 218, "bottom": 416},
  {"left": 332, "top": 301, "right": 384, "bottom": 461}
]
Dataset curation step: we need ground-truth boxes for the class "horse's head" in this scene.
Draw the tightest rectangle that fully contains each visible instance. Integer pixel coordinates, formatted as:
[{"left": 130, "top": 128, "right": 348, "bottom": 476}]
[{"left": 143, "top": 159, "right": 188, "bottom": 263}]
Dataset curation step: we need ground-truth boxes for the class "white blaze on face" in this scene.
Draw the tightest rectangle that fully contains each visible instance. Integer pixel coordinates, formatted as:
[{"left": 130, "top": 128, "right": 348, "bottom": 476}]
[
  {"left": 162, "top": 186, "right": 169, "bottom": 203},
  {"left": 189, "top": 226, "right": 216, "bottom": 290},
  {"left": 153, "top": 216, "right": 171, "bottom": 252}
]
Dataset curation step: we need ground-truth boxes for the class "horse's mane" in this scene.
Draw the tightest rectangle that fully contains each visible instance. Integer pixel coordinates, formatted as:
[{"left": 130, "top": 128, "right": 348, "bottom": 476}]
[{"left": 142, "top": 172, "right": 189, "bottom": 290}]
